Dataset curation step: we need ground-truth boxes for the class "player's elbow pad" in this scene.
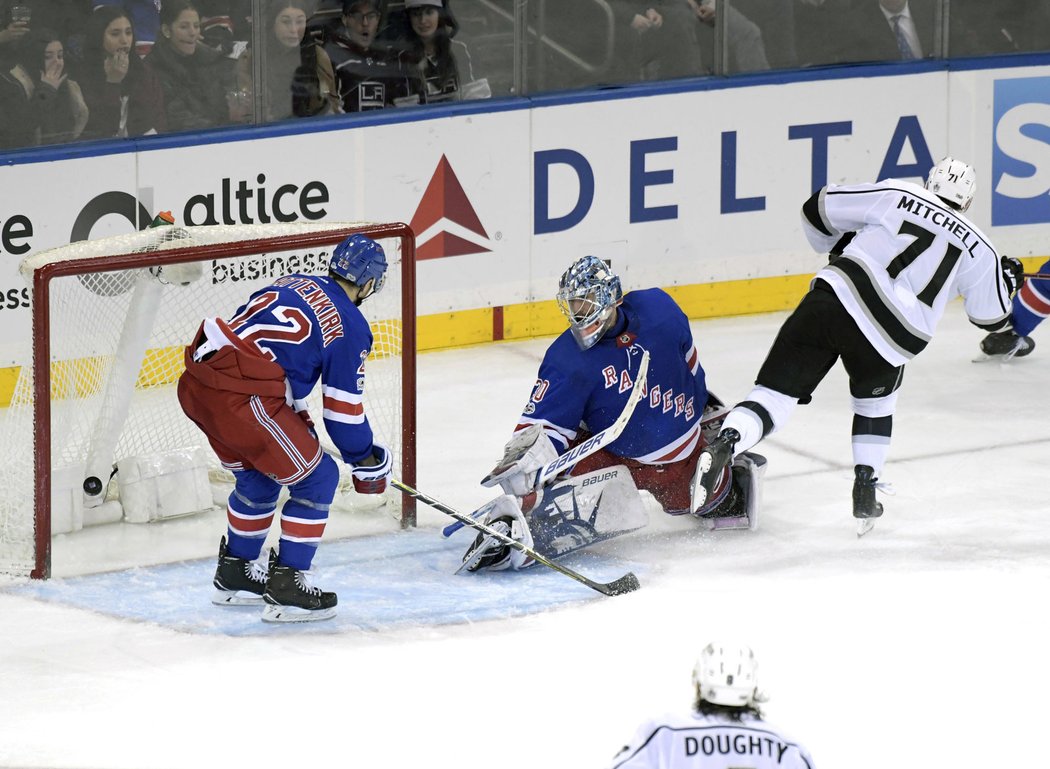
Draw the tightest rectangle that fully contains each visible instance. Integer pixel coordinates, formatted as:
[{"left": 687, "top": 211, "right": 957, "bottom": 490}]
[{"left": 351, "top": 442, "right": 392, "bottom": 494}]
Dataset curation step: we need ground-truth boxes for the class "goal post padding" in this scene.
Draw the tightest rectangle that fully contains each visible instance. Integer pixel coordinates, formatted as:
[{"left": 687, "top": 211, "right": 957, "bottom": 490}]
[{"left": 3, "top": 221, "right": 416, "bottom": 579}]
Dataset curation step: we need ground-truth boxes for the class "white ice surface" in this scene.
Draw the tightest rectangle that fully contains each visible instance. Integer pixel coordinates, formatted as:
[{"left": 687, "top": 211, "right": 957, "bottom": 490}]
[{"left": 1, "top": 301, "right": 1048, "bottom": 769}]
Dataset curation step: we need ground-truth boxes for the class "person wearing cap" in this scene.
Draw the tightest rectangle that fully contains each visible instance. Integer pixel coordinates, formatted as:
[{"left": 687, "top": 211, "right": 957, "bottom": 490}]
[
  {"left": 395, "top": 0, "right": 485, "bottom": 104},
  {"left": 608, "top": 642, "right": 816, "bottom": 768},
  {"left": 323, "top": 0, "right": 403, "bottom": 111}
]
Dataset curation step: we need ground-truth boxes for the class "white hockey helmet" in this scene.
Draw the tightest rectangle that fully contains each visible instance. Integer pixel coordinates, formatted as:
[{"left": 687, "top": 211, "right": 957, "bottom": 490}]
[
  {"left": 692, "top": 642, "right": 759, "bottom": 708},
  {"left": 925, "top": 156, "right": 976, "bottom": 212}
]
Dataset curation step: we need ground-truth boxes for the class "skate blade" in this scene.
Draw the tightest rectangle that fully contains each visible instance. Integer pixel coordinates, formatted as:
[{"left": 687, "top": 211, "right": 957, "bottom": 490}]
[
  {"left": 261, "top": 604, "right": 337, "bottom": 623},
  {"left": 856, "top": 518, "right": 876, "bottom": 538},
  {"left": 212, "top": 589, "right": 265, "bottom": 606}
]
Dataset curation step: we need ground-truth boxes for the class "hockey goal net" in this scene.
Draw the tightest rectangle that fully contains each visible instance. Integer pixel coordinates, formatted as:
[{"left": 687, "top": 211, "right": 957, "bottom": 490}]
[{"left": 1, "top": 221, "right": 416, "bottom": 579}]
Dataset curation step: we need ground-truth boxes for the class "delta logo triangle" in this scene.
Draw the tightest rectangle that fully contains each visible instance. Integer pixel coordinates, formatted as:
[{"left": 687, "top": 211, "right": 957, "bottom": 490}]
[{"left": 409, "top": 155, "right": 491, "bottom": 260}]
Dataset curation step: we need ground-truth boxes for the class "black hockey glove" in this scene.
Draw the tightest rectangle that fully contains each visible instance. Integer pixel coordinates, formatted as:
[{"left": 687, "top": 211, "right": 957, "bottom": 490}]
[{"left": 1001, "top": 255, "right": 1024, "bottom": 295}]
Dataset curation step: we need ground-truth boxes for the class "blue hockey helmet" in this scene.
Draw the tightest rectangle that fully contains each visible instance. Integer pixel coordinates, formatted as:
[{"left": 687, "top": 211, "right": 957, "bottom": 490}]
[
  {"left": 330, "top": 234, "right": 387, "bottom": 299},
  {"left": 556, "top": 255, "right": 623, "bottom": 350}
]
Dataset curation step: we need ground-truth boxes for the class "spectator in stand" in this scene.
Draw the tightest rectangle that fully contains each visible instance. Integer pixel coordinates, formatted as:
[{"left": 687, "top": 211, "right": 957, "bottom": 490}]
[
  {"left": 839, "top": 0, "right": 936, "bottom": 63},
  {"left": 323, "top": 0, "right": 403, "bottom": 112},
  {"left": 93, "top": 0, "right": 161, "bottom": 58},
  {"left": 236, "top": 0, "right": 339, "bottom": 120},
  {"left": 78, "top": 5, "right": 166, "bottom": 139},
  {"left": 395, "top": 0, "right": 486, "bottom": 105},
  {"left": 146, "top": 0, "right": 236, "bottom": 131},
  {"left": 608, "top": 2, "right": 704, "bottom": 83},
  {"left": 689, "top": 0, "right": 770, "bottom": 73},
  {"left": 11, "top": 28, "right": 89, "bottom": 144}
]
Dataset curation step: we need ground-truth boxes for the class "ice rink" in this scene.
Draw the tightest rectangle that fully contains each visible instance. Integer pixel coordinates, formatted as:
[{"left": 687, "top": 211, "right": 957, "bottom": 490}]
[{"left": 1, "top": 300, "right": 1048, "bottom": 769}]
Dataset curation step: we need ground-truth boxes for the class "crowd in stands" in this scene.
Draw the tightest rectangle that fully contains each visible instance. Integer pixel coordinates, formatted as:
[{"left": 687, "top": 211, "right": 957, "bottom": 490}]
[
  {"left": 0, "top": 0, "right": 1047, "bottom": 152},
  {"left": 0, "top": 0, "right": 488, "bottom": 150}
]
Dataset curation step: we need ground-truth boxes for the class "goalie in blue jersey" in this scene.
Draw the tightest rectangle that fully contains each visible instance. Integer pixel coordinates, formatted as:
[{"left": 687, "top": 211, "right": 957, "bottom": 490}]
[{"left": 460, "top": 256, "right": 766, "bottom": 572}]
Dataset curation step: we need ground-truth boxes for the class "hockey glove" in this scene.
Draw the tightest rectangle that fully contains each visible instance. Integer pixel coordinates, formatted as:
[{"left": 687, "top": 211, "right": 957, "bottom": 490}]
[
  {"left": 351, "top": 442, "right": 392, "bottom": 494},
  {"left": 1001, "top": 255, "right": 1024, "bottom": 296},
  {"left": 480, "top": 424, "right": 560, "bottom": 497}
]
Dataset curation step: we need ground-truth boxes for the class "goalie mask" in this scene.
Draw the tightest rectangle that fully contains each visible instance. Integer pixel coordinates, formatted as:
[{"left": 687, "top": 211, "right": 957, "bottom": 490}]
[
  {"left": 925, "top": 156, "right": 976, "bottom": 212},
  {"left": 693, "top": 642, "right": 759, "bottom": 708},
  {"left": 331, "top": 234, "right": 387, "bottom": 301},
  {"left": 556, "top": 256, "right": 623, "bottom": 350}
]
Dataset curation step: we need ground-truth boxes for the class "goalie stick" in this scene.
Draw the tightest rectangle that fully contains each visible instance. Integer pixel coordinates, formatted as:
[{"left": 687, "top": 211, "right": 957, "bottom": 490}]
[
  {"left": 391, "top": 478, "right": 641, "bottom": 597},
  {"left": 443, "top": 349, "right": 651, "bottom": 538}
]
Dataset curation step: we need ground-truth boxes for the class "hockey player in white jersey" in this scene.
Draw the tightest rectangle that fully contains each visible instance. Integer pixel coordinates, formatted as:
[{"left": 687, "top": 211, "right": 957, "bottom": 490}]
[
  {"left": 693, "top": 157, "right": 1021, "bottom": 533},
  {"left": 608, "top": 642, "right": 815, "bottom": 769}
]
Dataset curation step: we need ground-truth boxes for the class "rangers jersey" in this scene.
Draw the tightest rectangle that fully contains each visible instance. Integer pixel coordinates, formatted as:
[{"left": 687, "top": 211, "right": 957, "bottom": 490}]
[
  {"left": 517, "top": 288, "right": 709, "bottom": 465},
  {"left": 802, "top": 178, "right": 1011, "bottom": 366},
  {"left": 610, "top": 711, "right": 814, "bottom": 769},
  {"left": 223, "top": 273, "right": 377, "bottom": 464}
]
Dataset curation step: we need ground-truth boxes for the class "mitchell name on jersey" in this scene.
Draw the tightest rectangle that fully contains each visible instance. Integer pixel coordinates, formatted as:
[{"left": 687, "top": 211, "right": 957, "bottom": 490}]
[{"left": 517, "top": 288, "right": 709, "bottom": 464}]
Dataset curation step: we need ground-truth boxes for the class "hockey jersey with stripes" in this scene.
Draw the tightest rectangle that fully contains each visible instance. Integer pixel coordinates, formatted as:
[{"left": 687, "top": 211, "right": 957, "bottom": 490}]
[
  {"left": 802, "top": 178, "right": 1011, "bottom": 366},
  {"left": 223, "top": 273, "right": 377, "bottom": 465},
  {"left": 515, "top": 288, "right": 709, "bottom": 465}
]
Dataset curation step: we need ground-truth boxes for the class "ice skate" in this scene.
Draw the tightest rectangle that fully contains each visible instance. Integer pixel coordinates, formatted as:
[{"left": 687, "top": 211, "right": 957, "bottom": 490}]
[
  {"left": 853, "top": 465, "right": 883, "bottom": 537},
  {"left": 978, "top": 330, "right": 1034, "bottom": 360},
  {"left": 262, "top": 555, "right": 337, "bottom": 623},
  {"left": 211, "top": 536, "right": 268, "bottom": 606},
  {"left": 692, "top": 428, "right": 739, "bottom": 511}
]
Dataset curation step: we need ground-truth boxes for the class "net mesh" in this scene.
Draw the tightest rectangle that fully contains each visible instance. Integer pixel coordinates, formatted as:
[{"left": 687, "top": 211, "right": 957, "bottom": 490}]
[{"left": 0, "top": 222, "right": 412, "bottom": 577}]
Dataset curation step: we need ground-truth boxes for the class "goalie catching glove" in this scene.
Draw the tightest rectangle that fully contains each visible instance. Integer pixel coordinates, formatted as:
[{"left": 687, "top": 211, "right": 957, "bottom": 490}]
[
  {"left": 351, "top": 442, "right": 392, "bottom": 494},
  {"left": 481, "top": 423, "right": 560, "bottom": 497}
]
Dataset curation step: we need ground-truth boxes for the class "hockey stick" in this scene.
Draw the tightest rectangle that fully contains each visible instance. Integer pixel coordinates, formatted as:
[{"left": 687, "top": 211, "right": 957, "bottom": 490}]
[
  {"left": 392, "top": 478, "right": 641, "bottom": 597},
  {"left": 1022, "top": 273, "right": 1050, "bottom": 280},
  {"left": 443, "top": 350, "right": 651, "bottom": 538}
]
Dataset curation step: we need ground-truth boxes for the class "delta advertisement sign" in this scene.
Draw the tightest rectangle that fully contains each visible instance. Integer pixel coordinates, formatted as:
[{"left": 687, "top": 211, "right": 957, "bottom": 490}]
[{"left": 0, "top": 63, "right": 1048, "bottom": 363}]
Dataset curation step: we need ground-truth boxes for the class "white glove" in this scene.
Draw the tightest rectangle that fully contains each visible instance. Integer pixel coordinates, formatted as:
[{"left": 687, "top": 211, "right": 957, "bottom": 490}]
[
  {"left": 351, "top": 442, "right": 391, "bottom": 494},
  {"left": 480, "top": 424, "right": 560, "bottom": 497},
  {"left": 461, "top": 496, "right": 536, "bottom": 572}
]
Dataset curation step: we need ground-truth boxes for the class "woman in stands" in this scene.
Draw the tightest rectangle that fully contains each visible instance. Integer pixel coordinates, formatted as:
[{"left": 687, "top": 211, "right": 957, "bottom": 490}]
[
  {"left": 146, "top": 0, "right": 234, "bottom": 131},
  {"left": 395, "top": 0, "right": 485, "bottom": 105},
  {"left": 11, "top": 28, "right": 89, "bottom": 145},
  {"left": 78, "top": 5, "right": 167, "bottom": 140},
  {"left": 236, "top": 0, "right": 339, "bottom": 121}
]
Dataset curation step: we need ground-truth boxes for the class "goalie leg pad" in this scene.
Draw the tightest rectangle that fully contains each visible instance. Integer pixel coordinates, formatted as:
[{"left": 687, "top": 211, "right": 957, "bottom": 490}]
[
  {"left": 696, "top": 451, "right": 766, "bottom": 531},
  {"left": 527, "top": 465, "right": 648, "bottom": 561}
]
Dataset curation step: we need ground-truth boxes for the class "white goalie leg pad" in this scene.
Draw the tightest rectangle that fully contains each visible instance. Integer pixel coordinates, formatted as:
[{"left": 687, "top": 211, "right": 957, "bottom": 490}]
[
  {"left": 698, "top": 452, "right": 767, "bottom": 532},
  {"left": 481, "top": 423, "right": 562, "bottom": 497},
  {"left": 526, "top": 465, "right": 649, "bottom": 561}
]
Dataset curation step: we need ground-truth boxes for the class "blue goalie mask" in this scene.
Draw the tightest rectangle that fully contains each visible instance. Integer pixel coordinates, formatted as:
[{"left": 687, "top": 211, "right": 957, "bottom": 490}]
[
  {"left": 556, "top": 256, "right": 623, "bottom": 350},
  {"left": 330, "top": 234, "right": 388, "bottom": 299}
]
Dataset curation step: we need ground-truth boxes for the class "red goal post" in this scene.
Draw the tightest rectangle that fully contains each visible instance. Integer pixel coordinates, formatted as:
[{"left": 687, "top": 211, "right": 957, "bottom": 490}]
[{"left": 5, "top": 221, "right": 416, "bottom": 579}]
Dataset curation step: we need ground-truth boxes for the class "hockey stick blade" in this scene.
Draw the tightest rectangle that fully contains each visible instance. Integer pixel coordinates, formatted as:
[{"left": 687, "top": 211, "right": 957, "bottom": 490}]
[
  {"left": 392, "top": 478, "right": 641, "bottom": 597},
  {"left": 451, "top": 350, "right": 651, "bottom": 539}
]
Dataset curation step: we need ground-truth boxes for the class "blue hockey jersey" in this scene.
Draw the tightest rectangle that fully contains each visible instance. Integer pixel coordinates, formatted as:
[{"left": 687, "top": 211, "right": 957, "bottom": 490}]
[
  {"left": 225, "top": 273, "right": 377, "bottom": 464},
  {"left": 518, "top": 288, "right": 709, "bottom": 464}
]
